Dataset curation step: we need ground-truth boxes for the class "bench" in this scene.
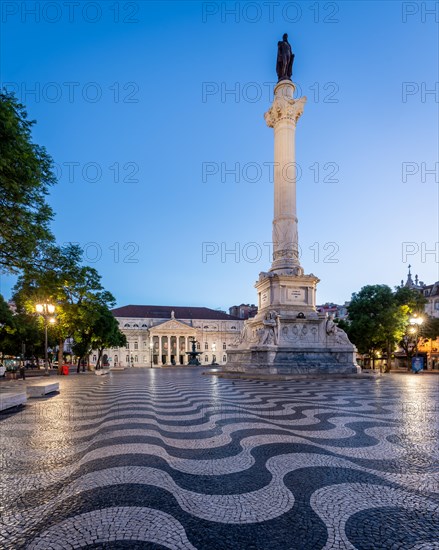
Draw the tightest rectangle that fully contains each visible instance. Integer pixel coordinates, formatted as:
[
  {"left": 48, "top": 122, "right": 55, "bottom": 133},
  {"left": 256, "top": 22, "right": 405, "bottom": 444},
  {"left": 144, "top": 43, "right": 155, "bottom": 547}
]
[
  {"left": 95, "top": 369, "right": 110, "bottom": 376},
  {"left": 27, "top": 383, "right": 60, "bottom": 397},
  {"left": 0, "top": 392, "right": 27, "bottom": 411}
]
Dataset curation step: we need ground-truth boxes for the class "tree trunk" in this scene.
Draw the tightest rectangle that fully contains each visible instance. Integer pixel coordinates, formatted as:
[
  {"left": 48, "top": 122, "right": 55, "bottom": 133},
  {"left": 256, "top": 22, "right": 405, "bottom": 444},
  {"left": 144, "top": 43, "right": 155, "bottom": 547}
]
[
  {"left": 96, "top": 349, "right": 103, "bottom": 370},
  {"left": 76, "top": 356, "right": 82, "bottom": 373},
  {"left": 385, "top": 342, "right": 392, "bottom": 372}
]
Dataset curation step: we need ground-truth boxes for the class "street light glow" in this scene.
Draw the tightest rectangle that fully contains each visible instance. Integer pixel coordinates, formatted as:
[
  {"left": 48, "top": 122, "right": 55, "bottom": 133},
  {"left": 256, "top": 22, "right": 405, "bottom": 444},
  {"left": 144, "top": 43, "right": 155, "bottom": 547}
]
[{"left": 409, "top": 316, "right": 423, "bottom": 326}]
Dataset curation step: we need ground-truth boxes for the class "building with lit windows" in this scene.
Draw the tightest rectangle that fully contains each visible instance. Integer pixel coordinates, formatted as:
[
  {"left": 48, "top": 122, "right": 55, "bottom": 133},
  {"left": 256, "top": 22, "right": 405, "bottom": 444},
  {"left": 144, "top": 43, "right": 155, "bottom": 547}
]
[{"left": 90, "top": 305, "right": 244, "bottom": 368}]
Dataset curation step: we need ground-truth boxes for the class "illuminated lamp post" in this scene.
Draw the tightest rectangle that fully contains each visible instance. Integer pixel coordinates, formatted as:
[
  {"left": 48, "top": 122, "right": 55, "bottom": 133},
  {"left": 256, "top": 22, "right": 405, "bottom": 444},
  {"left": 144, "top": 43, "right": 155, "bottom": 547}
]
[
  {"left": 409, "top": 315, "right": 424, "bottom": 372},
  {"left": 36, "top": 303, "right": 56, "bottom": 376}
]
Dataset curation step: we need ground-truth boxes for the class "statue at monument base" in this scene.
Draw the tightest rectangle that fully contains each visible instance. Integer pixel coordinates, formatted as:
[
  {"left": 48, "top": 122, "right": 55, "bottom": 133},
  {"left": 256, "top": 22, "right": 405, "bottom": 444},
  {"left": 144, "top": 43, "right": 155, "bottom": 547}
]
[{"left": 225, "top": 310, "right": 360, "bottom": 375}]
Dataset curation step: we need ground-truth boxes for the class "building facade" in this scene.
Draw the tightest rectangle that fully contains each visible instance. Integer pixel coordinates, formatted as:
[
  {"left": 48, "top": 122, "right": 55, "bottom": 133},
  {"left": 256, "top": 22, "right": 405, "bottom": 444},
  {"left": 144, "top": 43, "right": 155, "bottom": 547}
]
[
  {"left": 229, "top": 304, "right": 258, "bottom": 320},
  {"left": 91, "top": 305, "right": 243, "bottom": 368}
]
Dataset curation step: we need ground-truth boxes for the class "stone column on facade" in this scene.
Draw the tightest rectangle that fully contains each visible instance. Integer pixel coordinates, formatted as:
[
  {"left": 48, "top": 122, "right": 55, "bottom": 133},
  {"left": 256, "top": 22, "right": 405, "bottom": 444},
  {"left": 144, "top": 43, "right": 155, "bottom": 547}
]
[{"left": 264, "top": 81, "right": 306, "bottom": 274}]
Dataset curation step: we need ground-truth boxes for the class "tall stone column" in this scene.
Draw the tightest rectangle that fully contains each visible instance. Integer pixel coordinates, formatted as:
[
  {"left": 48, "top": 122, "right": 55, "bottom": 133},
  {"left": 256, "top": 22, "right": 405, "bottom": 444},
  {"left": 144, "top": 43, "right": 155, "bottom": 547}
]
[{"left": 264, "top": 81, "right": 306, "bottom": 273}]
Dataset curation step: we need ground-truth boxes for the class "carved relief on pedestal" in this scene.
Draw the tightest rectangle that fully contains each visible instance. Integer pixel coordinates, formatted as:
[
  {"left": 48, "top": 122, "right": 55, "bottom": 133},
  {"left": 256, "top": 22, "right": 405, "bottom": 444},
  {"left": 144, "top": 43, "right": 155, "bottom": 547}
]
[
  {"left": 280, "top": 322, "right": 319, "bottom": 345},
  {"left": 264, "top": 95, "right": 306, "bottom": 128}
]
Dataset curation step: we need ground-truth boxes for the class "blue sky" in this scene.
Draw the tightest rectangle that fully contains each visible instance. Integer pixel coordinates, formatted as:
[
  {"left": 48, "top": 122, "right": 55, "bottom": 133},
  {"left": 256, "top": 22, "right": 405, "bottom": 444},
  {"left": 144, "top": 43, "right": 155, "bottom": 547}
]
[{"left": 1, "top": 1, "right": 438, "bottom": 309}]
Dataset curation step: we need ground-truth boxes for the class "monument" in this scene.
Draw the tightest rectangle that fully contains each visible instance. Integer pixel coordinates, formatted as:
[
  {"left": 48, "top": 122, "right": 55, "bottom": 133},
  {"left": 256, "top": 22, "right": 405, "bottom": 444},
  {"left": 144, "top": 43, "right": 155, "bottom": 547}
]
[{"left": 224, "top": 35, "right": 360, "bottom": 375}]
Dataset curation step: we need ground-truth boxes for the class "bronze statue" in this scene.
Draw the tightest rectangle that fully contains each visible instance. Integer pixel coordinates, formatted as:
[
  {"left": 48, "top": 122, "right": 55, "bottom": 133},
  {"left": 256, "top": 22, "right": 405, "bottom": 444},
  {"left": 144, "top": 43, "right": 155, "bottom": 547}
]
[{"left": 276, "top": 33, "right": 294, "bottom": 82}]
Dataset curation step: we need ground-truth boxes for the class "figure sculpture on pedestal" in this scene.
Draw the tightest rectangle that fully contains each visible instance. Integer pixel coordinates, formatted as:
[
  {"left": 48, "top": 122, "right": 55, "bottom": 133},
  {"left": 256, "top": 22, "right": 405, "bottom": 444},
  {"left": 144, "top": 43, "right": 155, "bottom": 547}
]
[{"left": 276, "top": 33, "right": 294, "bottom": 82}]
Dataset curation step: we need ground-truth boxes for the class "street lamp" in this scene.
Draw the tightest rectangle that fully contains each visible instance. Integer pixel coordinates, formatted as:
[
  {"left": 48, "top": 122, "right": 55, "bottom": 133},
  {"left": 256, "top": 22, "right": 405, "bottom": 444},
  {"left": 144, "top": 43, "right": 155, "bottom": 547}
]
[
  {"left": 36, "top": 303, "right": 56, "bottom": 376},
  {"left": 409, "top": 315, "right": 423, "bottom": 372},
  {"left": 149, "top": 340, "right": 153, "bottom": 368}
]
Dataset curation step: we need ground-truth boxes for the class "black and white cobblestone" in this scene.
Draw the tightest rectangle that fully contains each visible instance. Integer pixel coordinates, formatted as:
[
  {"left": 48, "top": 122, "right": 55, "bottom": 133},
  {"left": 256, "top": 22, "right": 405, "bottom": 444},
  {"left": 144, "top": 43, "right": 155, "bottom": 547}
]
[{"left": 1, "top": 369, "right": 438, "bottom": 549}]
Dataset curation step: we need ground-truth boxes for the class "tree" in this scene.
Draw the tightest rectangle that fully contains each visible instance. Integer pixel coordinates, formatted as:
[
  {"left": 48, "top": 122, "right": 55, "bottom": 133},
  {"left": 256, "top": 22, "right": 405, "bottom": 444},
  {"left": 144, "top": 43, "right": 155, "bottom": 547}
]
[
  {"left": 0, "top": 294, "right": 17, "bottom": 359},
  {"left": 394, "top": 286, "right": 427, "bottom": 314},
  {"left": 12, "top": 244, "right": 117, "bottom": 372},
  {"left": 394, "top": 286, "right": 428, "bottom": 369},
  {"left": 345, "top": 285, "right": 408, "bottom": 370},
  {"left": 91, "top": 305, "right": 126, "bottom": 369},
  {"left": 0, "top": 91, "right": 56, "bottom": 273}
]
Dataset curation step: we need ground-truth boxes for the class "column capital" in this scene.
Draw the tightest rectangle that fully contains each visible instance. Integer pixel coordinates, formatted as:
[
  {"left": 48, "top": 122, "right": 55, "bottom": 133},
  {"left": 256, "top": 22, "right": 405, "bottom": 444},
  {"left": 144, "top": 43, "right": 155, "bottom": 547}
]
[{"left": 265, "top": 93, "right": 306, "bottom": 128}]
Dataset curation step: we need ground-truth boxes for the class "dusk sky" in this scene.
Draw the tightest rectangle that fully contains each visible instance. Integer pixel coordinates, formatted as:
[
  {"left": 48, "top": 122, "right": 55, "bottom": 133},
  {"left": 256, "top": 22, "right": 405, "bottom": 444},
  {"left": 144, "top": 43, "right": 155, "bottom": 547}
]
[{"left": 1, "top": 1, "right": 438, "bottom": 310}]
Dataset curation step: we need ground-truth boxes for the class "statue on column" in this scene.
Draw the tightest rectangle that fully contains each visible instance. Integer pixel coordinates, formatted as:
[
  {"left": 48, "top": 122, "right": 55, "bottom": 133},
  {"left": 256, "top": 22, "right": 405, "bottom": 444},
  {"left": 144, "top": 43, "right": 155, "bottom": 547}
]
[{"left": 276, "top": 33, "right": 294, "bottom": 82}]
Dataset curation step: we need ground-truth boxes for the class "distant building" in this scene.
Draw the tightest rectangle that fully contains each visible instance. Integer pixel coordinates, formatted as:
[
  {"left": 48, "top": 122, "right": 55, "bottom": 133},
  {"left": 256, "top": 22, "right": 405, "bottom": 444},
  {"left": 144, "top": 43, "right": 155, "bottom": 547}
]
[
  {"left": 89, "top": 305, "right": 244, "bottom": 368},
  {"left": 397, "top": 266, "right": 439, "bottom": 370},
  {"left": 422, "top": 282, "right": 439, "bottom": 319},
  {"left": 400, "top": 265, "right": 439, "bottom": 319},
  {"left": 228, "top": 304, "right": 258, "bottom": 320},
  {"left": 316, "top": 302, "right": 349, "bottom": 320}
]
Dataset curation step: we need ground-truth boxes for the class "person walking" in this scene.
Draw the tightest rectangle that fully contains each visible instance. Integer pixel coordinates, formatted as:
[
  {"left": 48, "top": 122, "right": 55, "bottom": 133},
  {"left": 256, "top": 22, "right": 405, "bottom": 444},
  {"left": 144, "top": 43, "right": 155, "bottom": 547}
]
[{"left": 19, "top": 360, "right": 26, "bottom": 380}]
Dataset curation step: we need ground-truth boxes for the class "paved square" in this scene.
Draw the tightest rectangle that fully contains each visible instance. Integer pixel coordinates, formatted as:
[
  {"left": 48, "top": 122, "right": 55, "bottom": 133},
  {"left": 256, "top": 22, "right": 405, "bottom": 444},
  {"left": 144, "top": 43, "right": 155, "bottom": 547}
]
[{"left": 1, "top": 369, "right": 438, "bottom": 549}]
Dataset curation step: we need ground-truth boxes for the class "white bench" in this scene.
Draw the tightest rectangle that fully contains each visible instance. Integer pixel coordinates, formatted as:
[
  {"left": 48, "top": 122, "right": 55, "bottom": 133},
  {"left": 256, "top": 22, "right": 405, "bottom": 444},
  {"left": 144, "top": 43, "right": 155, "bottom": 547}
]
[
  {"left": 0, "top": 392, "right": 27, "bottom": 411},
  {"left": 95, "top": 369, "right": 110, "bottom": 376},
  {"left": 27, "top": 383, "right": 60, "bottom": 397}
]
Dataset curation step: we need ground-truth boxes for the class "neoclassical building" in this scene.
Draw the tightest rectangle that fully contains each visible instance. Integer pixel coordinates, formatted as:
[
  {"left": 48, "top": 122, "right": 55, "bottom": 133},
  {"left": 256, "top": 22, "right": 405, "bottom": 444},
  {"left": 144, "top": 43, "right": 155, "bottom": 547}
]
[{"left": 92, "top": 305, "right": 244, "bottom": 368}]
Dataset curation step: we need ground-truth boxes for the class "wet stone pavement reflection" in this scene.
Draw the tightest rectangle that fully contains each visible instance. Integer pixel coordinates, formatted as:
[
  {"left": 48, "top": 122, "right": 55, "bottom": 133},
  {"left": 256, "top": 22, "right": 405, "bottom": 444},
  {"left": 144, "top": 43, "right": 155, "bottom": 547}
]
[{"left": 0, "top": 369, "right": 438, "bottom": 549}]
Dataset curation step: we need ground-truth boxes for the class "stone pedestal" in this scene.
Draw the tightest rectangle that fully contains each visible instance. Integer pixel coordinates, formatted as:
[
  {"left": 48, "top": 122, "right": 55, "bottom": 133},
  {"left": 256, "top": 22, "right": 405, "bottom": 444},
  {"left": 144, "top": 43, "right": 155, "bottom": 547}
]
[{"left": 223, "top": 78, "right": 359, "bottom": 376}]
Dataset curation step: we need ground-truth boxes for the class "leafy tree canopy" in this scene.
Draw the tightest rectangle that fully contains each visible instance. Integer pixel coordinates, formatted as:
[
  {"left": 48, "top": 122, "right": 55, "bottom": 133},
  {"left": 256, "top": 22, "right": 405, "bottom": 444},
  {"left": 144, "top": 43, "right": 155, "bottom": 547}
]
[{"left": 0, "top": 91, "right": 56, "bottom": 273}]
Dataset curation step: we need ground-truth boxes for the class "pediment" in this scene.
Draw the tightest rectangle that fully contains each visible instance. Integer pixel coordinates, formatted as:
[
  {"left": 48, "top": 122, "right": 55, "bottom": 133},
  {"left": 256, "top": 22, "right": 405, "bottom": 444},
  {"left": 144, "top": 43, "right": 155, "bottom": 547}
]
[{"left": 150, "top": 319, "right": 195, "bottom": 333}]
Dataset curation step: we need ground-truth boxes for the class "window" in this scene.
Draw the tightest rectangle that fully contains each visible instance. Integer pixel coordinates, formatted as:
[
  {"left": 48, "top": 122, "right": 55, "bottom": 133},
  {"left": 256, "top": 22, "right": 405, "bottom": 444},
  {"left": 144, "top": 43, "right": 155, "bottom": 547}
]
[
  {"left": 205, "top": 355, "right": 208, "bottom": 363},
  {"left": 223, "top": 355, "right": 227, "bottom": 363},
  {"left": 124, "top": 323, "right": 130, "bottom": 328},
  {"left": 231, "top": 325, "right": 236, "bottom": 329},
  {"left": 115, "top": 355, "right": 118, "bottom": 363},
  {"left": 134, "top": 341, "right": 138, "bottom": 350},
  {"left": 142, "top": 324, "right": 148, "bottom": 328},
  {"left": 223, "top": 342, "right": 226, "bottom": 350},
  {"left": 144, "top": 341, "right": 148, "bottom": 348},
  {"left": 204, "top": 342, "right": 208, "bottom": 350},
  {"left": 126, "top": 355, "right": 129, "bottom": 363},
  {"left": 134, "top": 355, "right": 138, "bottom": 362},
  {"left": 196, "top": 342, "right": 200, "bottom": 350},
  {"left": 126, "top": 343, "right": 130, "bottom": 349},
  {"left": 93, "top": 355, "right": 97, "bottom": 362},
  {"left": 133, "top": 324, "right": 139, "bottom": 328},
  {"left": 143, "top": 356, "right": 147, "bottom": 363}
]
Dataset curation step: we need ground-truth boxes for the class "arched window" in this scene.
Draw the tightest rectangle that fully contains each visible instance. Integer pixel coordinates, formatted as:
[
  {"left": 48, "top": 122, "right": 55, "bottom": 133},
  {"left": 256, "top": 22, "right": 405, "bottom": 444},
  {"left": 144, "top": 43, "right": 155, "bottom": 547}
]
[
  {"left": 205, "top": 355, "right": 208, "bottom": 363},
  {"left": 204, "top": 342, "right": 208, "bottom": 350},
  {"left": 223, "top": 355, "right": 227, "bottom": 363},
  {"left": 124, "top": 323, "right": 130, "bottom": 328},
  {"left": 134, "top": 341, "right": 138, "bottom": 350}
]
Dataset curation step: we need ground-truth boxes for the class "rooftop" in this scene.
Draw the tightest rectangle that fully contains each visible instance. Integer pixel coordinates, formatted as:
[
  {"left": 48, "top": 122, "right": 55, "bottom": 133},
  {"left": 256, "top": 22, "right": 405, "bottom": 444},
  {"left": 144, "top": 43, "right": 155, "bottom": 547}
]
[{"left": 111, "top": 305, "right": 241, "bottom": 321}]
